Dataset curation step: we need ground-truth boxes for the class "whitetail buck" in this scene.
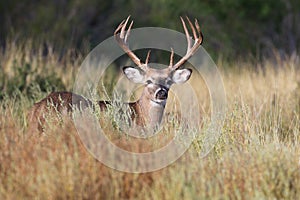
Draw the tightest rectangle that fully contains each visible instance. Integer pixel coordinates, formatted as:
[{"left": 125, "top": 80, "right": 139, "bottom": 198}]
[{"left": 28, "top": 16, "right": 203, "bottom": 132}]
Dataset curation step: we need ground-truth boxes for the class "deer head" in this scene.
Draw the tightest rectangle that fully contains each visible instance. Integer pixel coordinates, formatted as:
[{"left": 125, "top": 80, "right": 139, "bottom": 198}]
[{"left": 114, "top": 16, "right": 203, "bottom": 127}]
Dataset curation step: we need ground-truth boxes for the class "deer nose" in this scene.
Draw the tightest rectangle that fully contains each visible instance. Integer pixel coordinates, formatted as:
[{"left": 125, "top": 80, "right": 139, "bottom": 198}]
[{"left": 155, "top": 88, "right": 168, "bottom": 100}]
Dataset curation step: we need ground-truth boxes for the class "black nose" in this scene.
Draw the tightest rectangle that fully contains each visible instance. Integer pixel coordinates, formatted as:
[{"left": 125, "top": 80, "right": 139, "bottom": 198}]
[{"left": 155, "top": 89, "right": 168, "bottom": 100}]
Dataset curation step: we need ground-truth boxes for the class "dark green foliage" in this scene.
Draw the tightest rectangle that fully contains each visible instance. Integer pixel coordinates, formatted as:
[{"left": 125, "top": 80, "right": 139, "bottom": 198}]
[
  {"left": 0, "top": 61, "right": 65, "bottom": 100},
  {"left": 1, "top": 0, "right": 299, "bottom": 60}
]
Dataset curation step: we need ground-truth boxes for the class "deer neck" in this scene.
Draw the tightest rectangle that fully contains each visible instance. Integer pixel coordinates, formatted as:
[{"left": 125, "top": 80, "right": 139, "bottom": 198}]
[{"left": 135, "top": 94, "right": 166, "bottom": 127}]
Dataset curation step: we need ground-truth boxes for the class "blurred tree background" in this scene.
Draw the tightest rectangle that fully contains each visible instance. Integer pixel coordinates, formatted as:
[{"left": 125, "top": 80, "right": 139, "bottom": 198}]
[{"left": 0, "top": 0, "right": 299, "bottom": 61}]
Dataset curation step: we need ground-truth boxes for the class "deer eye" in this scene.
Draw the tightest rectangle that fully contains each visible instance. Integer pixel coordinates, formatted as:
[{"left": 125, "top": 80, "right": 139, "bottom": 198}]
[{"left": 146, "top": 80, "right": 153, "bottom": 84}]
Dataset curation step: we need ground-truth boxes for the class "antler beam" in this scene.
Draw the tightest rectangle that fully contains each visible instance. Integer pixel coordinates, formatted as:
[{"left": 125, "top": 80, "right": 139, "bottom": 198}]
[
  {"left": 114, "top": 16, "right": 148, "bottom": 71},
  {"left": 170, "top": 16, "right": 203, "bottom": 70}
]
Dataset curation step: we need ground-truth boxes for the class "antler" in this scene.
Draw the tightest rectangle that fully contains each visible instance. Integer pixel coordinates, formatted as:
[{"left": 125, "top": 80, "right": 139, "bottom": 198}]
[
  {"left": 170, "top": 16, "right": 203, "bottom": 70},
  {"left": 114, "top": 16, "right": 149, "bottom": 71}
]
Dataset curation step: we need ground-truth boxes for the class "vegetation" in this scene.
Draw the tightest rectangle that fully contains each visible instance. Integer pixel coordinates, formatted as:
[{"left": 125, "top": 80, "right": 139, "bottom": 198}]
[
  {"left": 1, "top": 1, "right": 300, "bottom": 199},
  {"left": 0, "top": 40, "right": 299, "bottom": 199}
]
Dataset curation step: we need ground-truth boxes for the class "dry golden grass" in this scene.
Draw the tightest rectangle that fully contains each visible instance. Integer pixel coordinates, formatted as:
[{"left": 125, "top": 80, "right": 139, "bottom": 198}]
[{"left": 0, "top": 42, "right": 300, "bottom": 199}]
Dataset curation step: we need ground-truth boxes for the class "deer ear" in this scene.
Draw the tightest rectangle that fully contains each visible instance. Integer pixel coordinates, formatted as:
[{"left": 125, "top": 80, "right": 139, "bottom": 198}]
[
  {"left": 123, "top": 66, "right": 145, "bottom": 83},
  {"left": 172, "top": 68, "right": 192, "bottom": 84}
]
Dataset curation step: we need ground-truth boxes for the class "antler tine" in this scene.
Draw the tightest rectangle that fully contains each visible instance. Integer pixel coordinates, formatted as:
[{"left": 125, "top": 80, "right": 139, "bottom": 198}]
[
  {"left": 124, "top": 20, "right": 133, "bottom": 43},
  {"left": 180, "top": 16, "right": 192, "bottom": 52},
  {"left": 171, "top": 17, "right": 203, "bottom": 70},
  {"left": 195, "top": 19, "right": 203, "bottom": 45},
  {"left": 114, "top": 20, "right": 125, "bottom": 35},
  {"left": 145, "top": 50, "right": 151, "bottom": 64},
  {"left": 186, "top": 16, "right": 197, "bottom": 44},
  {"left": 169, "top": 48, "right": 174, "bottom": 67},
  {"left": 120, "top": 16, "right": 130, "bottom": 39},
  {"left": 114, "top": 16, "right": 147, "bottom": 71}
]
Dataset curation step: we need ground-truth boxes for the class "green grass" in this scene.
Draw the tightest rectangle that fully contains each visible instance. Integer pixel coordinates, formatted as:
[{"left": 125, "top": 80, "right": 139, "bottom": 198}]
[{"left": 0, "top": 42, "right": 300, "bottom": 199}]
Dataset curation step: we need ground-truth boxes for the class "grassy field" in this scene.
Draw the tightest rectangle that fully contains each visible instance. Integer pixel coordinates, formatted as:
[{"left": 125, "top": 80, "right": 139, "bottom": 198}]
[{"left": 0, "top": 41, "right": 300, "bottom": 199}]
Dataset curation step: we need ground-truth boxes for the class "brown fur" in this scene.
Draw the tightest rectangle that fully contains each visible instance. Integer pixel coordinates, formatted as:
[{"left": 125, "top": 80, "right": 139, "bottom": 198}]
[
  {"left": 27, "top": 91, "right": 110, "bottom": 132},
  {"left": 27, "top": 91, "right": 146, "bottom": 133}
]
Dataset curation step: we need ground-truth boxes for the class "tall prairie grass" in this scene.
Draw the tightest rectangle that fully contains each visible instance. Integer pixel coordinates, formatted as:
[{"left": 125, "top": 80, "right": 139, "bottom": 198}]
[{"left": 0, "top": 41, "right": 299, "bottom": 199}]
